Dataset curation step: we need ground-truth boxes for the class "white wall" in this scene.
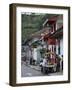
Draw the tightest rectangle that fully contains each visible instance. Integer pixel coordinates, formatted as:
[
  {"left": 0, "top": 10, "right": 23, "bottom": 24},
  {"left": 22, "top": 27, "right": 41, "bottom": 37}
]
[
  {"left": 0, "top": 0, "right": 72, "bottom": 90},
  {"left": 60, "top": 38, "right": 63, "bottom": 56},
  {"left": 33, "top": 48, "right": 37, "bottom": 61},
  {"left": 56, "top": 43, "right": 58, "bottom": 54},
  {"left": 48, "top": 45, "right": 52, "bottom": 51}
]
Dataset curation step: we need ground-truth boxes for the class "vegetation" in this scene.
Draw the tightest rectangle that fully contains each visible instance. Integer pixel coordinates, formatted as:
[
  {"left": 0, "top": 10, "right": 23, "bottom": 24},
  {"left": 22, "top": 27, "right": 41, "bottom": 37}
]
[
  {"left": 21, "top": 13, "right": 57, "bottom": 43},
  {"left": 22, "top": 13, "right": 45, "bottom": 40}
]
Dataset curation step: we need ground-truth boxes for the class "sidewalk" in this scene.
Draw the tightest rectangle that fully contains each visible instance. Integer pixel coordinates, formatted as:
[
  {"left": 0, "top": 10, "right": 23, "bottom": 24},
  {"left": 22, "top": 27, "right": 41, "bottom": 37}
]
[
  {"left": 22, "top": 61, "right": 41, "bottom": 71},
  {"left": 28, "top": 64, "right": 63, "bottom": 76},
  {"left": 28, "top": 65, "right": 41, "bottom": 71},
  {"left": 22, "top": 61, "right": 63, "bottom": 76},
  {"left": 49, "top": 71, "right": 63, "bottom": 76}
]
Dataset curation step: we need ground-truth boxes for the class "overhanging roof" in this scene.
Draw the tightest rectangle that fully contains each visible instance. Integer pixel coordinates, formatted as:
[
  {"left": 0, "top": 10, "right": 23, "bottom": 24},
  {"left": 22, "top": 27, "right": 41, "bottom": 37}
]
[{"left": 49, "top": 26, "right": 63, "bottom": 39}]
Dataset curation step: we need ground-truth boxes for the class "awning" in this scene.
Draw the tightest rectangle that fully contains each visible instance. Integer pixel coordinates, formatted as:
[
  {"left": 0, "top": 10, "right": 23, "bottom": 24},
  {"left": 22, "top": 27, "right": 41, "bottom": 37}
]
[{"left": 49, "top": 26, "right": 63, "bottom": 39}]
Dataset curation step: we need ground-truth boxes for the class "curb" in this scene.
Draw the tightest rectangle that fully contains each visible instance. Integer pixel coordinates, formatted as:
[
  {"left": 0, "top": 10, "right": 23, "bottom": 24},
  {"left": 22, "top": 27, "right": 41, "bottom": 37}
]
[
  {"left": 24, "top": 64, "right": 41, "bottom": 71},
  {"left": 30, "top": 66, "right": 41, "bottom": 71}
]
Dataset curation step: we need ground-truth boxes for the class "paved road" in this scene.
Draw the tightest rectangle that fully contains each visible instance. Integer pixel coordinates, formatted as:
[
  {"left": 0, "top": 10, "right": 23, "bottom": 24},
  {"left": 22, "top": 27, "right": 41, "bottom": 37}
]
[
  {"left": 21, "top": 64, "right": 63, "bottom": 77},
  {"left": 21, "top": 64, "right": 44, "bottom": 77}
]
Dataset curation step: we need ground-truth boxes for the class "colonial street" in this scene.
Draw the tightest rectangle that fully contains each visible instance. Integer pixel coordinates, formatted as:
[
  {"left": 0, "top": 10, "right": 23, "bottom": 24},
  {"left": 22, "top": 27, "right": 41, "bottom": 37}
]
[
  {"left": 21, "top": 64, "right": 44, "bottom": 77},
  {"left": 21, "top": 63, "right": 63, "bottom": 77}
]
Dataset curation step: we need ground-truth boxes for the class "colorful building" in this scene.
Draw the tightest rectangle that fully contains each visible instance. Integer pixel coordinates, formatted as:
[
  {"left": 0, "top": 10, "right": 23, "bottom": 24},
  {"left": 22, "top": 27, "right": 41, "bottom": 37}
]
[
  {"left": 42, "top": 15, "right": 63, "bottom": 57},
  {"left": 22, "top": 15, "right": 63, "bottom": 65}
]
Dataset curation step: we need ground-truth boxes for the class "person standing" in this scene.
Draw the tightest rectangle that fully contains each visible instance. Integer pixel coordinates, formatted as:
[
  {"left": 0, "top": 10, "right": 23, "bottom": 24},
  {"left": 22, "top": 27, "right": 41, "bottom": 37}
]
[
  {"left": 60, "top": 55, "right": 63, "bottom": 71},
  {"left": 41, "top": 56, "right": 48, "bottom": 74},
  {"left": 56, "top": 55, "right": 60, "bottom": 72}
]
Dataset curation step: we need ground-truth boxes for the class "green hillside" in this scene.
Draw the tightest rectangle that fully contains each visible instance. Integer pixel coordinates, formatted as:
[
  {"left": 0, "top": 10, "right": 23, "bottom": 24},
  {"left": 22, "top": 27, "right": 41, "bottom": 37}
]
[{"left": 21, "top": 13, "right": 57, "bottom": 42}]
